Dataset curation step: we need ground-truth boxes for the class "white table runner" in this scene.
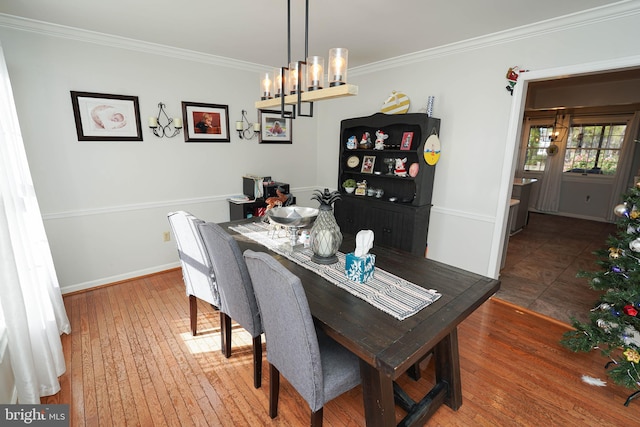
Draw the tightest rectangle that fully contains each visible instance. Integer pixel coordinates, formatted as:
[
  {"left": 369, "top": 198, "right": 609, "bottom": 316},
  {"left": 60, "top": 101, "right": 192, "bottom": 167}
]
[{"left": 230, "top": 221, "right": 441, "bottom": 320}]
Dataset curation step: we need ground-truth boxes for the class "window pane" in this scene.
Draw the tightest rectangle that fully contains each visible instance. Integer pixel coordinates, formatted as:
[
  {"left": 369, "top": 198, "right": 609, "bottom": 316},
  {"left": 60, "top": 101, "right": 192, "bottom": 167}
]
[
  {"left": 564, "top": 121, "right": 626, "bottom": 175},
  {"left": 524, "top": 125, "right": 552, "bottom": 171},
  {"left": 600, "top": 149, "right": 620, "bottom": 175}
]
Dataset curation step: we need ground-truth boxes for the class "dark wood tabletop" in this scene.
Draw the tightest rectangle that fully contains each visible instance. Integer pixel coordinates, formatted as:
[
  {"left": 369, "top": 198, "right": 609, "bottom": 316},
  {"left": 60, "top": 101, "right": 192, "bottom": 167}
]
[{"left": 221, "top": 218, "right": 500, "bottom": 426}]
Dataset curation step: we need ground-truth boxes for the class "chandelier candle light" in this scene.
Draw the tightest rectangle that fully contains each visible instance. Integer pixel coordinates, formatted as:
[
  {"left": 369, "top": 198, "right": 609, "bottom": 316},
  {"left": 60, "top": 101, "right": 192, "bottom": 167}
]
[
  {"left": 254, "top": 0, "right": 357, "bottom": 118},
  {"left": 289, "top": 61, "right": 303, "bottom": 94},
  {"left": 306, "top": 56, "right": 324, "bottom": 91},
  {"left": 260, "top": 72, "right": 272, "bottom": 100},
  {"left": 329, "top": 48, "right": 348, "bottom": 87}
]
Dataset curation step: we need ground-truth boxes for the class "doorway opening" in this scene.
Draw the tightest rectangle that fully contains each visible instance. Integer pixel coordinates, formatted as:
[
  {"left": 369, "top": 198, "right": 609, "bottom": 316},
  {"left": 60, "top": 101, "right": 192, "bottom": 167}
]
[{"left": 490, "top": 56, "right": 640, "bottom": 279}]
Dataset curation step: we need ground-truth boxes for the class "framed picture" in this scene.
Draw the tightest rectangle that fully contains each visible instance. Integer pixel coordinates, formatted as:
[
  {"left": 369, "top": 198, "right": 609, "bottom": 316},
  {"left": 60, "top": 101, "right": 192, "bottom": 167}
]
[
  {"left": 182, "top": 102, "right": 230, "bottom": 142},
  {"left": 259, "top": 110, "right": 292, "bottom": 144},
  {"left": 361, "top": 155, "right": 376, "bottom": 174},
  {"left": 70, "top": 91, "right": 142, "bottom": 141},
  {"left": 401, "top": 132, "right": 414, "bottom": 150}
]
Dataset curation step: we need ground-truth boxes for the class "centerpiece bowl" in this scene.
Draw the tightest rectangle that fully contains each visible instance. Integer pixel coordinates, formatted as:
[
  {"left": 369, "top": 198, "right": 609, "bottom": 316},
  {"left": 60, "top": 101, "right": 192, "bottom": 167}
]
[
  {"left": 267, "top": 206, "right": 319, "bottom": 227},
  {"left": 266, "top": 206, "right": 319, "bottom": 248}
]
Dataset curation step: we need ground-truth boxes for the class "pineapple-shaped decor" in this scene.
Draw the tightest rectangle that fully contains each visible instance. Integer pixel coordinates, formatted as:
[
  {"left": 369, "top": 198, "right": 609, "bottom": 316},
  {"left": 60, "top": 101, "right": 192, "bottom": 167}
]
[{"left": 310, "top": 188, "right": 343, "bottom": 264}]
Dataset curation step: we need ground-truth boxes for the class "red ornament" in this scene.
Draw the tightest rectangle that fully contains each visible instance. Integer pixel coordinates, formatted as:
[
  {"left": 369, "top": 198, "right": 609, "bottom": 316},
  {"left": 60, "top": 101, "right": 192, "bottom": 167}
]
[{"left": 623, "top": 304, "right": 638, "bottom": 317}]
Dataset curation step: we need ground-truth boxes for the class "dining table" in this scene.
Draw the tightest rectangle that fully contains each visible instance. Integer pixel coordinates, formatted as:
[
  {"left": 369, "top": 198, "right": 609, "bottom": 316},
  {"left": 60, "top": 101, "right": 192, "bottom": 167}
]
[{"left": 221, "top": 218, "right": 500, "bottom": 426}]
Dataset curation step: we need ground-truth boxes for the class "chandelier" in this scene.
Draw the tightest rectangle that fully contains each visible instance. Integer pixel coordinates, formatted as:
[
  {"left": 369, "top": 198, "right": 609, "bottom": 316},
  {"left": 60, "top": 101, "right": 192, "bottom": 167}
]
[{"left": 254, "top": 0, "right": 358, "bottom": 118}]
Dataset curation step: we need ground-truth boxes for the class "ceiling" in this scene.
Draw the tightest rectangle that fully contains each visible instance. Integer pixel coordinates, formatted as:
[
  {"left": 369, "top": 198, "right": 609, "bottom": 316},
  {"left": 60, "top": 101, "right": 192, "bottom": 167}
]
[{"left": 0, "top": 0, "right": 625, "bottom": 69}]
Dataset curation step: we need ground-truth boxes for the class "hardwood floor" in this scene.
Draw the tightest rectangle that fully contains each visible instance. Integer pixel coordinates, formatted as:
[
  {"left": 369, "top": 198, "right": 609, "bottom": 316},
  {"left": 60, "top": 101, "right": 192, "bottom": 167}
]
[{"left": 44, "top": 268, "right": 639, "bottom": 426}]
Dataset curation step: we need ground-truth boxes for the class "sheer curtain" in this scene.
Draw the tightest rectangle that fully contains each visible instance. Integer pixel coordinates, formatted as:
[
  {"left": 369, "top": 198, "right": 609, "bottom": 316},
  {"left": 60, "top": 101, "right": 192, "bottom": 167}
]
[
  {"left": 607, "top": 112, "right": 640, "bottom": 221},
  {"left": 534, "top": 116, "right": 568, "bottom": 213},
  {"left": 0, "top": 45, "right": 70, "bottom": 403}
]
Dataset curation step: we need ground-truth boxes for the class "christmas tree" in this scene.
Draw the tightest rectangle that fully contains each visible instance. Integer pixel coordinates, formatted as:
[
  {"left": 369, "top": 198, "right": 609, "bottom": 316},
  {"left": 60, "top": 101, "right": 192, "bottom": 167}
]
[{"left": 561, "top": 182, "right": 640, "bottom": 405}]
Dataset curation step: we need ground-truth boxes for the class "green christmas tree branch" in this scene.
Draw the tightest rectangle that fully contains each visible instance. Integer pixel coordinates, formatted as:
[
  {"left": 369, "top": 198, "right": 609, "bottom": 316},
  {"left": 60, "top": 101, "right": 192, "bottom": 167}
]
[{"left": 561, "top": 183, "right": 640, "bottom": 393}]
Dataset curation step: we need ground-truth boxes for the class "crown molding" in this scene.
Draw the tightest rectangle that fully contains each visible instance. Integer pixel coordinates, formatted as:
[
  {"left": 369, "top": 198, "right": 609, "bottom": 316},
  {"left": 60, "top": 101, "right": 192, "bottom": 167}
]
[
  {"left": 1, "top": 1, "right": 638, "bottom": 77},
  {"left": 0, "top": 13, "right": 267, "bottom": 73},
  {"left": 350, "top": 0, "right": 640, "bottom": 76}
]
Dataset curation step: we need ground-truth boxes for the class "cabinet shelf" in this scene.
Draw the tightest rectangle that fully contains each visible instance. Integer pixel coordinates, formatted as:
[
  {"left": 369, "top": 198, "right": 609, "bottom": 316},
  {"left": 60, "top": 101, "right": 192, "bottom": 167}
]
[
  {"left": 335, "top": 112, "right": 440, "bottom": 256},
  {"left": 341, "top": 193, "right": 416, "bottom": 205},
  {"left": 342, "top": 171, "right": 416, "bottom": 181}
]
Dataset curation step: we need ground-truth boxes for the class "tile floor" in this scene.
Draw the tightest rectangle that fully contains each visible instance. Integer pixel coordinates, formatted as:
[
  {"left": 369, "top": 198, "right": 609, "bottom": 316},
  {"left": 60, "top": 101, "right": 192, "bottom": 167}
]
[{"left": 496, "top": 212, "right": 617, "bottom": 325}]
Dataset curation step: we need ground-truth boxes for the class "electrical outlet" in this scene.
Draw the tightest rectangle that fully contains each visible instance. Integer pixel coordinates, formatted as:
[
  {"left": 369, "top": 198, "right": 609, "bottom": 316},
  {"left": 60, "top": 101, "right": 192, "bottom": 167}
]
[{"left": 163, "top": 231, "right": 171, "bottom": 242}]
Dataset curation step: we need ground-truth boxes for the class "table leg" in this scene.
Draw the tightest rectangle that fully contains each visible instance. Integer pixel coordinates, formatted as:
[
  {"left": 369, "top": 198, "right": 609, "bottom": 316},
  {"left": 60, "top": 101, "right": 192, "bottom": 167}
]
[
  {"left": 360, "top": 359, "right": 395, "bottom": 427},
  {"left": 434, "top": 327, "right": 462, "bottom": 410}
]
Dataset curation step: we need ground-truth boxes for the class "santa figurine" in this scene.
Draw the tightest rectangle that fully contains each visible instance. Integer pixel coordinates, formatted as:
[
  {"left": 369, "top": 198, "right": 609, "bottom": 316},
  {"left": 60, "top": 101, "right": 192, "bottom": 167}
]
[{"left": 359, "top": 131, "right": 372, "bottom": 149}]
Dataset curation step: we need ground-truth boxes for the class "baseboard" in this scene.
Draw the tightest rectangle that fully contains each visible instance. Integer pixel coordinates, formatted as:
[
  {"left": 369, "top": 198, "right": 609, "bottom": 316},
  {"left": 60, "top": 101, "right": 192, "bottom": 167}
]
[
  {"left": 490, "top": 297, "right": 573, "bottom": 330},
  {"left": 61, "top": 263, "right": 180, "bottom": 295}
]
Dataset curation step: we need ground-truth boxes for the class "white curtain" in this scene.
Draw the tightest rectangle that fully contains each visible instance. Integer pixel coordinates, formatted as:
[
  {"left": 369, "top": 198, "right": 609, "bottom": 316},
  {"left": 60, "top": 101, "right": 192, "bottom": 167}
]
[
  {"left": 534, "top": 145, "right": 565, "bottom": 212},
  {"left": 607, "top": 112, "right": 640, "bottom": 221},
  {"left": 0, "top": 45, "right": 70, "bottom": 403},
  {"left": 534, "top": 117, "right": 568, "bottom": 212}
]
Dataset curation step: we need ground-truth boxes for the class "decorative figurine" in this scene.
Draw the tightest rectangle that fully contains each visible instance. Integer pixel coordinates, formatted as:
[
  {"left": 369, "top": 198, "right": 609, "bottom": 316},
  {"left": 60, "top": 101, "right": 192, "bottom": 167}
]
[
  {"left": 359, "top": 131, "right": 372, "bottom": 149},
  {"left": 394, "top": 158, "right": 408, "bottom": 177},
  {"left": 346, "top": 135, "right": 358, "bottom": 150},
  {"left": 374, "top": 130, "right": 388, "bottom": 150},
  {"left": 309, "top": 189, "right": 343, "bottom": 265},
  {"left": 265, "top": 187, "right": 292, "bottom": 211},
  {"left": 505, "top": 66, "right": 528, "bottom": 95}
]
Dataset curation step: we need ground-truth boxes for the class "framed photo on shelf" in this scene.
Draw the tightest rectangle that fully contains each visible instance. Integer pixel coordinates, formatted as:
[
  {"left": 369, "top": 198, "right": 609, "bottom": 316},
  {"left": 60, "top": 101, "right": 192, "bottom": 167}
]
[
  {"left": 259, "top": 110, "right": 292, "bottom": 144},
  {"left": 70, "top": 91, "right": 143, "bottom": 141},
  {"left": 182, "top": 102, "right": 230, "bottom": 142},
  {"left": 361, "top": 155, "right": 376, "bottom": 174},
  {"left": 401, "top": 132, "right": 414, "bottom": 150}
]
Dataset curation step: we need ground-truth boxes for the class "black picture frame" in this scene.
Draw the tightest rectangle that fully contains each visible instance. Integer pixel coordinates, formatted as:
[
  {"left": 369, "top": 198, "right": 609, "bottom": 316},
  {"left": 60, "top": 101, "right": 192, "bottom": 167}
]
[
  {"left": 182, "top": 102, "right": 230, "bottom": 142},
  {"left": 70, "top": 91, "right": 143, "bottom": 141},
  {"left": 361, "top": 155, "right": 376, "bottom": 174},
  {"left": 259, "top": 110, "right": 293, "bottom": 144}
]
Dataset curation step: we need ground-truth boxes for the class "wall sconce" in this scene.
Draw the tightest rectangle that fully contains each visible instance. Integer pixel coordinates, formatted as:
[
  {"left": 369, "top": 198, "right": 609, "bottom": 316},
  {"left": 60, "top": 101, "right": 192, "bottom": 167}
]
[
  {"left": 149, "top": 102, "right": 182, "bottom": 138},
  {"left": 236, "top": 109, "right": 260, "bottom": 139}
]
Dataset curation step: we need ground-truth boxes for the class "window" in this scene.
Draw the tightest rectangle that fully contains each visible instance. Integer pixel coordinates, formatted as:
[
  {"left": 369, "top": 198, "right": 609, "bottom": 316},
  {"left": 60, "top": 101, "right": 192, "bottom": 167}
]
[
  {"left": 522, "top": 120, "right": 554, "bottom": 172},
  {"left": 564, "top": 117, "right": 627, "bottom": 175}
]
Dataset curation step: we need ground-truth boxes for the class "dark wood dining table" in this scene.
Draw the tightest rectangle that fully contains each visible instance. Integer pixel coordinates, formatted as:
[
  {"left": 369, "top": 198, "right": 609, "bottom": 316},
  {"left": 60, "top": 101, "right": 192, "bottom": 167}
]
[{"left": 221, "top": 218, "right": 500, "bottom": 426}]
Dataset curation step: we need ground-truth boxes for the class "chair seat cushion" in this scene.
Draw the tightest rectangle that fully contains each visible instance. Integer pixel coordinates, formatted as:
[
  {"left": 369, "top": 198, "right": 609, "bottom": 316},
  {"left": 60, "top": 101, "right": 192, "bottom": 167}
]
[{"left": 316, "top": 328, "right": 361, "bottom": 403}]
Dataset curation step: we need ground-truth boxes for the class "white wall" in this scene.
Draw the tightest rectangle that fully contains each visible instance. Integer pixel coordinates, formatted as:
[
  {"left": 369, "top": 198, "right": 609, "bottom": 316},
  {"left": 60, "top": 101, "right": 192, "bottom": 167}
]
[
  {"left": 1, "top": 3, "right": 640, "bottom": 293},
  {"left": 316, "top": 3, "right": 640, "bottom": 277},
  {"left": 0, "top": 25, "right": 320, "bottom": 293}
]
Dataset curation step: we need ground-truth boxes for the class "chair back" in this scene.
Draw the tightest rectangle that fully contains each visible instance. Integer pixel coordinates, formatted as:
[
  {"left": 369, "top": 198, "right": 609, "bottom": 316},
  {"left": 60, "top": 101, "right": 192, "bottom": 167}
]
[
  {"left": 243, "top": 250, "right": 324, "bottom": 411},
  {"left": 167, "top": 211, "right": 219, "bottom": 307},
  {"left": 198, "top": 222, "right": 261, "bottom": 338}
]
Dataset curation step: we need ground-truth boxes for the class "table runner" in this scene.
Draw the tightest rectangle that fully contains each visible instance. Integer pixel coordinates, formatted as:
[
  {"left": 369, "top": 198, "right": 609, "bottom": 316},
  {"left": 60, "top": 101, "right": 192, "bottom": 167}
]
[{"left": 230, "top": 222, "right": 441, "bottom": 320}]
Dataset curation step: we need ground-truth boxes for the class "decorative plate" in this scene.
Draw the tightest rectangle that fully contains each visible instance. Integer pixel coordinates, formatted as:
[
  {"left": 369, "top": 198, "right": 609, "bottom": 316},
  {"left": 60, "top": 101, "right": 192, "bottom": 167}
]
[
  {"left": 381, "top": 91, "right": 410, "bottom": 115},
  {"left": 409, "top": 162, "right": 419, "bottom": 177},
  {"left": 347, "top": 156, "right": 360, "bottom": 168},
  {"left": 423, "top": 134, "right": 441, "bottom": 165}
]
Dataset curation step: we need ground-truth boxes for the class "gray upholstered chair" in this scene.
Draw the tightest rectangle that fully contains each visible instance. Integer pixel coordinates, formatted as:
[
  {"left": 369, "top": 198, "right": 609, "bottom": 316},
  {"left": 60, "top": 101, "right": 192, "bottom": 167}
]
[
  {"left": 167, "top": 211, "right": 220, "bottom": 336},
  {"left": 198, "top": 222, "right": 263, "bottom": 389},
  {"left": 243, "top": 250, "right": 361, "bottom": 427}
]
